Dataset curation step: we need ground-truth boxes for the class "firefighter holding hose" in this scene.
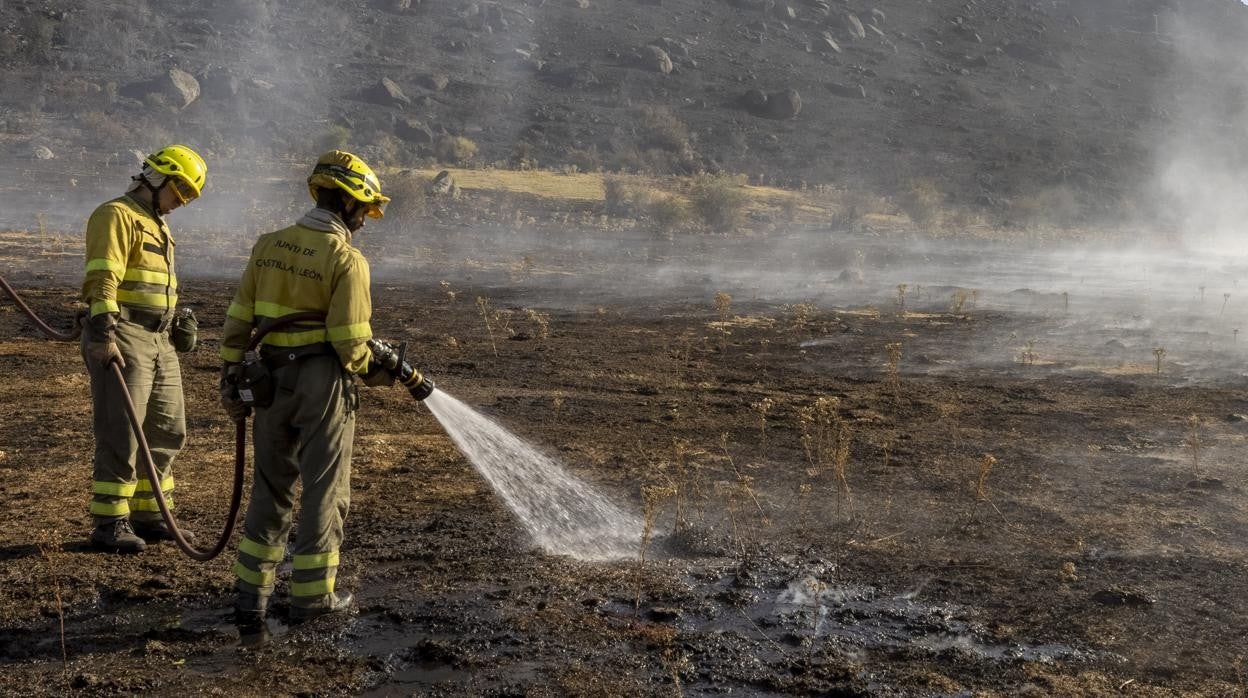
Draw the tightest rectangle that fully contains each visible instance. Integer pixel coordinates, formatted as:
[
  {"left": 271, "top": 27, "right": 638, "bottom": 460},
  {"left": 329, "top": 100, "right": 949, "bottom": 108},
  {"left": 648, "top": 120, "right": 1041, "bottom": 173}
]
[
  {"left": 81, "top": 145, "right": 207, "bottom": 554},
  {"left": 219, "top": 151, "right": 431, "bottom": 628}
]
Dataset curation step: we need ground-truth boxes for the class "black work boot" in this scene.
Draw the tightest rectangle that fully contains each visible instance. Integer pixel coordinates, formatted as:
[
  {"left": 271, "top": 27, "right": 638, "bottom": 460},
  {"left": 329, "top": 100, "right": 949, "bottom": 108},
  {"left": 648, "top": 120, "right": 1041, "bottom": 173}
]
[
  {"left": 289, "top": 592, "right": 355, "bottom": 624},
  {"left": 132, "top": 519, "right": 196, "bottom": 545},
  {"left": 90, "top": 519, "right": 147, "bottom": 554},
  {"left": 234, "top": 591, "right": 270, "bottom": 645}
]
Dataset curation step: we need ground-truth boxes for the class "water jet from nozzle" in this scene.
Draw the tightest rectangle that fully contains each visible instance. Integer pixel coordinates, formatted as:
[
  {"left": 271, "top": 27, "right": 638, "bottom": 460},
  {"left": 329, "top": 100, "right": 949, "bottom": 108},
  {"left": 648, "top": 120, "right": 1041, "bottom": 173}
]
[{"left": 422, "top": 390, "right": 643, "bottom": 561}]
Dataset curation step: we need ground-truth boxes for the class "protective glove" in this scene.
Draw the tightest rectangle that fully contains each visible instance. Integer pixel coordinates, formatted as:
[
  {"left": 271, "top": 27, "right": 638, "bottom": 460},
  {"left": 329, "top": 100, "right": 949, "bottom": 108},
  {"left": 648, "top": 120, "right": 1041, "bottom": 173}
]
[
  {"left": 219, "top": 363, "right": 250, "bottom": 422},
  {"left": 84, "top": 313, "right": 125, "bottom": 371},
  {"left": 361, "top": 365, "right": 396, "bottom": 387},
  {"left": 361, "top": 341, "right": 398, "bottom": 387},
  {"left": 85, "top": 339, "right": 125, "bottom": 371},
  {"left": 170, "top": 307, "right": 198, "bottom": 353}
]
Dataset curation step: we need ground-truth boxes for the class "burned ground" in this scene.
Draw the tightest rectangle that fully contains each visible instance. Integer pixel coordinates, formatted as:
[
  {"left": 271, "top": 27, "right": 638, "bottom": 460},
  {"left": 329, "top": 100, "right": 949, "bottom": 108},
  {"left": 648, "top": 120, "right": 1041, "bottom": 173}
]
[{"left": 1, "top": 224, "right": 1247, "bottom": 696}]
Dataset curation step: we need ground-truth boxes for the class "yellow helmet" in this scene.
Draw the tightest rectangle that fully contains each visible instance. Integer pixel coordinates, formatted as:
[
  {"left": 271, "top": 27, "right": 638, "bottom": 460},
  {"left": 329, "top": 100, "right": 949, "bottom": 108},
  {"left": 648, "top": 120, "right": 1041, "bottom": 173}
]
[
  {"left": 307, "top": 150, "right": 390, "bottom": 219},
  {"left": 144, "top": 144, "right": 207, "bottom": 203}
]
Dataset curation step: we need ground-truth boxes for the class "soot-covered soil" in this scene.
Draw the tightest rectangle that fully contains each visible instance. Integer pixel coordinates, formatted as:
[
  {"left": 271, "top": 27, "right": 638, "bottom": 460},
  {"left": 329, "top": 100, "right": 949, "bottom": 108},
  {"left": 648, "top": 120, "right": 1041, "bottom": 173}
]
[{"left": 1, "top": 261, "right": 1247, "bottom": 695}]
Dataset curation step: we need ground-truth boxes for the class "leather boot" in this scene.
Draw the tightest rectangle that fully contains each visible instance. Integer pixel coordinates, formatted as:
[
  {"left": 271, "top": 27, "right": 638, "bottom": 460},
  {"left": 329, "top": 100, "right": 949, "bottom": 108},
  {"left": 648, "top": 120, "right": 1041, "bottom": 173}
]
[
  {"left": 234, "top": 591, "right": 269, "bottom": 641},
  {"left": 132, "top": 519, "right": 196, "bottom": 544},
  {"left": 90, "top": 519, "right": 147, "bottom": 554},
  {"left": 289, "top": 592, "right": 354, "bottom": 623},
  {"left": 235, "top": 591, "right": 268, "bottom": 618}
]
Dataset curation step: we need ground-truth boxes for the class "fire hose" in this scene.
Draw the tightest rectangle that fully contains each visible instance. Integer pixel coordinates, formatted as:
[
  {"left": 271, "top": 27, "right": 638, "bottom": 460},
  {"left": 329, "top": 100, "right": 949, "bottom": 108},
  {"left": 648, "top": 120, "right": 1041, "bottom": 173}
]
[{"left": 2, "top": 277, "right": 347, "bottom": 561}]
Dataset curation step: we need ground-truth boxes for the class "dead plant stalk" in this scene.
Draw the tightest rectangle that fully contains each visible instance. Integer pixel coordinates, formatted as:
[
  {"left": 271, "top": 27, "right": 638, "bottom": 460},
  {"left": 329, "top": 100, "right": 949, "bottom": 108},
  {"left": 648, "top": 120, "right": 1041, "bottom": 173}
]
[
  {"left": 634, "top": 484, "right": 675, "bottom": 619},
  {"left": 38, "top": 531, "right": 67, "bottom": 669},
  {"left": 476, "top": 296, "right": 498, "bottom": 356},
  {"left": 972, "top": 453, "right": 998, "bottom": 519},
  {"left": 751, "top": 397, "right": 774, "bottom": 448}
]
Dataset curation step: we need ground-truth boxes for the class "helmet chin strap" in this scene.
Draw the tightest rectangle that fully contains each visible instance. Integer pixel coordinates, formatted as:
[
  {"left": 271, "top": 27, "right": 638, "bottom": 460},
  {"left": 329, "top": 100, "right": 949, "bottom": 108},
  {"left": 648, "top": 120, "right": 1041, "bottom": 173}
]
[{"left": 131, "top": 175, "right": 171, "bottom": 216}]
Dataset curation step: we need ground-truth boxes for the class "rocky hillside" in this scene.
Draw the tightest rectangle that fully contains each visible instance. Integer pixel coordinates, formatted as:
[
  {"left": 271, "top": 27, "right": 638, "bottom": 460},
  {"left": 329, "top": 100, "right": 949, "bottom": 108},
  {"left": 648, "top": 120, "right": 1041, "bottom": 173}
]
[{"left": 2, "top": 0, "right": 1247, "bottom": 229}]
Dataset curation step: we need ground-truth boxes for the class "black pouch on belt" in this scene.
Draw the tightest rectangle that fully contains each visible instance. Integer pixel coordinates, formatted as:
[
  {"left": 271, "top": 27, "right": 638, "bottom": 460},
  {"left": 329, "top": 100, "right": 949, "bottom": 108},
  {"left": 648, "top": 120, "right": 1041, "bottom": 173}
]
[
  {"left": 170, "top": 307, "right": 198, "bottom": 353},
  {"left": 238, "top": 350, "right": 275, "bottom": 409}
]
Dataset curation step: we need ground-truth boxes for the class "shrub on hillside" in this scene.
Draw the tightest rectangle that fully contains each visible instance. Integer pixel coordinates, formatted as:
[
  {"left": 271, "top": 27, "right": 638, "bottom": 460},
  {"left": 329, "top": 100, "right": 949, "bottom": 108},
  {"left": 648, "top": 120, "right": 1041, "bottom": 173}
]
[
  {"left": 564, "top": 147, "right": 603, "bottom": 173},
  {"left": 831, "top": 189, "right": 890, "bottom": 230},
  {"left": 689, "top": 174, "right": 749, "bottom": 233},
  {"left": 603, "top": 175, "right": 640, "bottom": 217},
  {"left": 638, "top": 106, "right": 690, "bottom": 154},
  {"left": 647, "top": 194, "right": 693, "bottom": 235},
  {"left": 77, "top": 110, "right": 133, "bottom": 142},
  {"left": 510, "top": 141, "right": 538, "bottom": 170},
  {"left": 435, "top": 135, "right": 478, "bottom": 165},
  {"left": 383, "top": 171, "right": 428, "bottom": 222},
  {"left": 898, "top": 177, "right": 942, "bottom": 228}
]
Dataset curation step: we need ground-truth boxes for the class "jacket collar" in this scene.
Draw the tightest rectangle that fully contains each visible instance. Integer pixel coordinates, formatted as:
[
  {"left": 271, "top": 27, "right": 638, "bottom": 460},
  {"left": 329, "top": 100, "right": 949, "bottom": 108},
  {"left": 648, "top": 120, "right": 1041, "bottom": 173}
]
[
  {"left": 297, "top": 207, "right": 353, "bottom": 241},
  {"left": 123, "top": 193, "right": 165, "bottom": 225}
]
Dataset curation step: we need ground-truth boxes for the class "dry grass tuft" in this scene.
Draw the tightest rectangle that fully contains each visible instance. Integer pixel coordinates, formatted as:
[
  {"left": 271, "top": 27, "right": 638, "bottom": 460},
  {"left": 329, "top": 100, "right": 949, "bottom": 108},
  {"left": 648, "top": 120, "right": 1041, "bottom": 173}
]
[{"left": 974, "top": 453, "right": 997, "bottom": 502}]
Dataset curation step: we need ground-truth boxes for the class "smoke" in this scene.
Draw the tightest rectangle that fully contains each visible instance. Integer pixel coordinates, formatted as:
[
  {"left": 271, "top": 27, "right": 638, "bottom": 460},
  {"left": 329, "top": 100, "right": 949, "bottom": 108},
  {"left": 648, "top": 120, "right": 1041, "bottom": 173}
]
[{"left": 1153, "top": 2, "right": 1248, "bottom": 253}]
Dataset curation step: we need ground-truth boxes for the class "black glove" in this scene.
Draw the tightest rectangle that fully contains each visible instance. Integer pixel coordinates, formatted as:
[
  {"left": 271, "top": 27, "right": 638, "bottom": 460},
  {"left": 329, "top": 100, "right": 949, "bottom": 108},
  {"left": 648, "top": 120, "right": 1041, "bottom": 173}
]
[
  {"left": 219, "top": 363, "right": 250, "bottom": 421},
  {"left": 362, "top": 364, "right": 396, "bottom": 387},
  {"left": 84, "top": 313, "right": 125, "bottom": 371},
  {"left": 362, "top": 339, "right": 398, "bottom": 387},
  {"left": 171, "top": 307, "right": 198, "bottom": 353}
]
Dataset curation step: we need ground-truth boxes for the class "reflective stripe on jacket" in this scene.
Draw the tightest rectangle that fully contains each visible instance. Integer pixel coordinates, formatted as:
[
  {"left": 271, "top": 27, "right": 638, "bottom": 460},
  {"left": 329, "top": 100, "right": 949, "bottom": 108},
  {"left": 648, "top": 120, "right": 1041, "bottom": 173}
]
[
  {"left": 220, "top": 212, "right": 373, "bottom": 374},
  {"left": 81, "top": 196, "right": 177, "bottom": 317}
]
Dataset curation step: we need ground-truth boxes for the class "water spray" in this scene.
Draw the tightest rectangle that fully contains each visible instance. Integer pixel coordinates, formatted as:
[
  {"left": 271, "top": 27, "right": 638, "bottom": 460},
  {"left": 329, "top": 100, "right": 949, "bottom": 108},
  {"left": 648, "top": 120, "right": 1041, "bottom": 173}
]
[{"left": 366, "top": 338, "right": 641, "bottom": 560}]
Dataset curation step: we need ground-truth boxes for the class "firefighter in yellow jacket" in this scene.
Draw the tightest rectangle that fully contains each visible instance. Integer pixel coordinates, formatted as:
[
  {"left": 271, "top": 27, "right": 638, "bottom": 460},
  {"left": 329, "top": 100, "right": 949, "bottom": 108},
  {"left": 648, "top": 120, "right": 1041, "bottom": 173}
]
[
  {"left": 81, "top": 144, "right": 207, "bottom": 553},
  {"left": 220, "top": 151, "right": 394, "bottom": 626}
]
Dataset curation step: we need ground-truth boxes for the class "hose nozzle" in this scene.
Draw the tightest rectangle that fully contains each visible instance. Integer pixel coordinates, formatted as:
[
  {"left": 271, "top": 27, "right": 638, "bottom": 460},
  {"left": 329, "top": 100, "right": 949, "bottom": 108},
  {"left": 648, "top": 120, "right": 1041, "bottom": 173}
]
[{"left": 367, "top": 338, "right": 436, "bottom": 401}]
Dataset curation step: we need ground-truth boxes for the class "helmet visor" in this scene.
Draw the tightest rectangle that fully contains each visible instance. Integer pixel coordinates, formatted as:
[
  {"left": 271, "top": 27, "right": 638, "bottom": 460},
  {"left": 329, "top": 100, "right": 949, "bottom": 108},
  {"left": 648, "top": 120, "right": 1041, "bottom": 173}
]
[
  {"left": 169, "top": 177, "right": 199, "bottom": 205},
  {"left": 366, "top": 197, "right": 388, "bottom": 219}
]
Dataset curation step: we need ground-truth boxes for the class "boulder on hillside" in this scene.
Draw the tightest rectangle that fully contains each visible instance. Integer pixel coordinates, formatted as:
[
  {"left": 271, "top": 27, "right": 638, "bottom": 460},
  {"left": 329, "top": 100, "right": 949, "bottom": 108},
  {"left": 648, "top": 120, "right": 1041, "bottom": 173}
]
[
  {"left": 428, "top": 170, "right": 459, "bottom": 198},
  {"left": 120, "top": 68, "right": 201, "bottom": 110},
  {"left": 818, "top": 31, "right": 842, "bottom": 53},
  {"left": 741, "top": 88, "right": 802, "bottom": 119},
  {"left": 742, "top": 89, "right": 769, "bottom": 112},
  {"left": 845, "top": 13, "right": 866, "bottom": 39},
  {"left": 766, "top": 88, "right": 801, "bottom": 119},
  {"left": 394, "top": 117, "right": 434, "bottom": 144},
  {"left": 364, "top": 77, "right": 411, "bottom": 106},
  {"left": 417, "top": 73, "right": 450, "bottom": 91},
  {"left": 651, "top": 36, "right": 690, "bottom": 60},
  {"left": 198, "top": 70, "right": 239, "bottom": 100},
  {"left": 637, "top": 45, "right": 673, "bottom": 74}
]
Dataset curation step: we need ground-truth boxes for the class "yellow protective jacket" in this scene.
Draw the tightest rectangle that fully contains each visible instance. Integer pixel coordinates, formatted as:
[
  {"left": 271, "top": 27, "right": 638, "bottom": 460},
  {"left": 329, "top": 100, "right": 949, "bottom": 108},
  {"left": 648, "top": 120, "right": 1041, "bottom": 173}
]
[
  {"left": 220, "top": 209, "right": 373, "bottom": 374},
  {"left": 81, "top": 195, "right": 177, "bottom": 318}
]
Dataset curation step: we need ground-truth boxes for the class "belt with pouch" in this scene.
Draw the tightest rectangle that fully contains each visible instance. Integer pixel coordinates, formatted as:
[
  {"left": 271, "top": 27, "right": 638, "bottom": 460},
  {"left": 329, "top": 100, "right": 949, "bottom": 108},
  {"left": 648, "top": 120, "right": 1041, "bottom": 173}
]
[
  {"left": 118, "top": 305, "right": 174, "bottom": 332},
  {"left": 259, "top": 343, "right": 336, "bottom": 371}
]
